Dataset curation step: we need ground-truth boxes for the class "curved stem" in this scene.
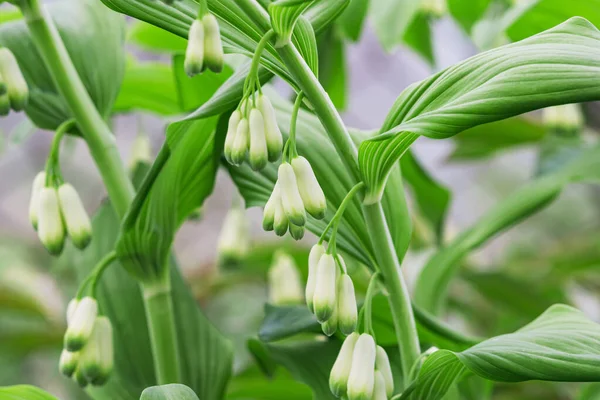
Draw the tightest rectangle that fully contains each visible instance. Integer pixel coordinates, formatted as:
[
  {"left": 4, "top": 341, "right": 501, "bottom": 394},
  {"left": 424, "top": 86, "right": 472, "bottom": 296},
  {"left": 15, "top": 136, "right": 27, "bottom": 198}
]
[
  {"left": 363, "top": 272, "right": 381, "bottom": 338},
  {"left": 44, "top": 118, "right": 75, "bottom": 186},
  {"left": 91, "top": 251, "right": 118, "bottom": 298}
]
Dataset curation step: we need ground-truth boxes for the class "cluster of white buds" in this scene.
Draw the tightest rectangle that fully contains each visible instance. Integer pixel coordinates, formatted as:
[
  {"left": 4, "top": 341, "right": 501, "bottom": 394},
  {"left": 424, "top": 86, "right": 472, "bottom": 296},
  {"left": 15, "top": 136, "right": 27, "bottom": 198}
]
[
  {"left": 268, "top": 250, "right": 304, "bottom": 305},
  {"left": 59, "top": 297, "right": 114, "bottom": 387},
  {"left": 29, "top": 174, "right": 92, "bottom": 255},
  {"left": 184, "top": 13, "right": 224, "bottom": 76},
  {"left": 0, "top": 47, "right": 28, "bottom": 116},
  {"left": 262, "top": 157, "right": 326, "bottom": 240},
  {"left": 330, "top": 333, "right": 394, "bottom": 399},
  {"left": 542, "top": 104, "right": 584, "bottom": 135},
  {"left": 217, "top": 205, "right": 249, "bottom": 266},
  {"left": 305, "top": 244, "right": 357, "bottom": 336},
  {"left": 225, "top": 94, "right": 283, "bottom": 171}
]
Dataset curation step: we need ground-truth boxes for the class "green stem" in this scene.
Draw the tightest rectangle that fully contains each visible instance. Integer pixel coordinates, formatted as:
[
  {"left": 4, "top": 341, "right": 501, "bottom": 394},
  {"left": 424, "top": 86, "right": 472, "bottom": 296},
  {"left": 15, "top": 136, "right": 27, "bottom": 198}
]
[
  {"left": 44, "top": 118, "right": 75, "bottom": 186},
  {"left": 286, "top": 91, "right": 304, "bottom": 159},
  {"left": 363, "top": 272, "right": 380, "bottom": 337},
  {"left": 246, "top": 30, "right": 275, "bottom": 94},
  {"left": 91, "top": 251, "right": 118, "bottom": 298}
]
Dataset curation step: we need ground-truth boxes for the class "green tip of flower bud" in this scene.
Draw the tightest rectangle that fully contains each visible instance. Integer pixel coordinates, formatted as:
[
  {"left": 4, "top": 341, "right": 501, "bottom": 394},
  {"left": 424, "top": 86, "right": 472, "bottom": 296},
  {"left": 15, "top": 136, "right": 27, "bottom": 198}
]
[
  {"left": 329, "top": 332, "right": 359, "bottom": 397},
  {"left": 38, "top": 187, "right": 66, "bottom": 255},
  {"left": 0, "top": 48, "right": 28, "bottom": 112},
  {"left": 257, "top": 94, "right": 283, "bottom": 162},
  {"left": 224, "top": 110, "right": 242, "bottom": 164},
  {"left": 217, "top": 207, "right": 249, "bottom": 265},
  {"left": 289, "top": 222, "right": 305, "bottom": 241},
  {"left": 29, "top": 171, "right": 46, "bottom": 231},
  {"left": 58, "top": 183, "right": 92, "bottom": 250},
  {"left": 249, "top": 108, "right": 268, "bottom": 171},
  {"left": 321, "top": 308, "right": 337, "bottom": 336},
  {"left": 64, "top": 297, "right": 98, "bottom": 352},
  {"left": 80, "top": 316, "right": 113, "bottom": 386},
  {"left": 231, "top": 118, "right": 249, "bottom": 166},
  {"left": 375, "top": 346, "right": 394, "bottom": 398},
  {"left": 268, "top": 251, "right": 304, "bottom": 305},
  {"left": 306, "top": 244, "right": 325, "bottom": 312},
  {"left": 313, "top": 254, "right": 337, "bottom": 322},
  {"left": 0, "top": 92, "right": 10, "bottom": 116},
  {"left": 543, "top": 104, "right": 584, "bottom": 135},
  {"left": 59, "top": 349, "right": 79, "bottom": 378},
  {"left": 273, "top": 189, "right": 289, "bottom": 237},
  {"left": 202, "top": 13, "right": 224, "bottom": 73},
  {"left": 347, "top": 334, "right": 376, "bottom": 400},
  {"left": 184, "top": 19, "right": 205, "bottom": 77},
  {"left": 278, "top": 162, "right": 306, "bottom": 226},
  {"left": 337, "top": 273, "right": 358, "bottom": 335},
  {"left": 291, "top": 156, "right": 326, "bottom": 220},
  {"left": 73, "top": 367, "right": 88, "bottom": 388}
]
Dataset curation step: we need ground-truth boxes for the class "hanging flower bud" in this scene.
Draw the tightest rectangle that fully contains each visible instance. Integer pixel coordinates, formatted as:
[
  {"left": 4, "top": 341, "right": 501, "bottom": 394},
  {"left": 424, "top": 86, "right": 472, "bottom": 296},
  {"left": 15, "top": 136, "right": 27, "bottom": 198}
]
[
  {"left": 262, "top": 182, "right": 279, "bottom": 231},
  {"left": 29, "top": 171, "right": 46, "bottom": 230},
  {"left": 278, "top": 162, "right": 305, "bottom": 226},
  {"left": 347, "top": 333, "right": 376, "bottom": 400},
  {"left": 273, "top": 191, "right": 288, "bottom": 237},
  {"left": 291, "top": 156, "right": 326, "bottom": 219},
  {"left": 543, "top": 104, "right": 583, "bottom": 135},
  {"left": 249, "top": 108, "right": 268, "bottom": 171},
  {"left": 329, "top": 332, "right": 359, "bottom": 397},
  {"left": 74, "top": 367, "right": 88, "bottom": 388},
  {"left": 306, "top": 243, "right": 325, "bottom": 312},
  {"left": 321, "top": 302, "right": 337, "bottom": 336},
  {"left": 0, "top": 48, "right": 28, "bottom": 111},
  {"left": 231, "top": 118, "right": 249, "bottom": 166},
  {"left": 375, "top": 346, "right": 394, "bottom": 398},
  {"left": 37, "top": 187, "right": 66, "bottom": 255},
  {"left": 224, "top": 110, "right": 242, "bottom": 163},
  {"left": 313, "top": 253, "right": 337, "bottom": 322},
  {"left": 58, "top": 183, "right": 92, "bottom": 250},
  {"left": 289, "top": 222, "right": 305, "bottom": 241},
  {"left": 337, "top": 273, "right": 358, "bottom": 335},
  {"left": 66, "top": 298, "right": 79, "bottom": 325},
  {"left": 372, "top": 371, "right": 388, "bottom": 400},
  {"left": 64, "top": 296, "right": 98, "bottom": 351},
  {"left": 217, "top": 207, "right": 249, "bottom": 265},
  {"left": 184, "top": 19, "right": 205, "bottom": 77},
  {"left": 268, "top": 251, "right": 304, "bottom": 305},
  {"left": 202, "top": 13, "right": 224, "bottom": 73},
  {"left": 257, "top": 94, "right": 283, "bottom": 162},
  {"left": 80, "top": 316, "right": 114, "bottom": 386},
  {"left": 59, "top": 349, "right": 79, "bottom": 378}
]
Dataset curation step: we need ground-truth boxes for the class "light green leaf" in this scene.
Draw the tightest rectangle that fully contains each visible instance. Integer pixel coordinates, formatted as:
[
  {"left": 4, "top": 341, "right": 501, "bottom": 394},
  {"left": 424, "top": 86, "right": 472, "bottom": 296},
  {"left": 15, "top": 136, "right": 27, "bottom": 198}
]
[
  {"left": 402, "top": 305, "right": 600, "bottom": 400},
  {"left": 337, "top": 0, "right": 370, "bottom": 41},
  {"left": 140, "top": 384, "right": 199, "bottom": 400},
  {"left": 0, "top": 385, "right": 58, "bottom": 400},
  {"left": 268, "top": 0, "right": 314, "bottom": 47},
  {"left": 358, "top": 17, "right": 600, "bottom": 203},
  {"left": 128, "top": 21, "right": 187, "bottom": 53},
  {"left": 371, "top": 0, "right": 422, "bottom": 51},
  {"left": 447, "top": 0, "right": 492, "bottom": 34},
  {"left": 227, "top": 367, "right": 312, "bottom": 400},
  {"left": 292, "top": 16, "right": 319, "bottom": 77}
]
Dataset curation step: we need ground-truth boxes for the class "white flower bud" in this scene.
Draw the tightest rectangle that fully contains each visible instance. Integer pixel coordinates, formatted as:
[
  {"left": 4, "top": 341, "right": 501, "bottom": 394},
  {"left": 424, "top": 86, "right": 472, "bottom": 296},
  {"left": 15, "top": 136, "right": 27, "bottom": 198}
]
[
  {"left": 372, "top": 371, "right": 388, "bottom": 400},
  {"left": 376, "top": 345, "right": 394, "bottom": 398},
  {"left": 224, "top": 110, "right": 242, "bottom": 164},
  {"left": 329, "top": 332, "right": 359, "bottom": 397},
  {"left": 249, "top": 108, "right": 268, "bottom": 171},
  {"left": 128, "top": 132, "right": 152, "bottom": 170},
  {"left": 66, "top": 298, "right": 79, "bottom": 325},
  {"left": 37, "top": 187, "right": 66, "bottom": 255},
  {"left": 337, "top": 273, "right": 357, "bottom": 335},
  {"left": 217, "top": 207, "right": 249, "bottom": 265},
  {"left": 291, "top": 156, "right": 326, "bottom": 219},
  {"left": 306, "top": 243, "right": 325, "bottom": 312},
  {"left": 29, "top": 171, "right": 46, "bottom": 230},
  {"left": 58, "top": 183, "right": 92, "bottom": 250},
  {"left": 278, "top": 162, "right": 305, "bottom": 226},
  {"left": 347, "top": 334, "right": 376, "bottom": 400},
  {"left": 263, "top": 182, "right": 279, "bottom": 231},
  {"left": 59, "top": 349, "right": 79, "bottom": 378},
  {"left": 0, "top": 48, "right": 28, "bottom": 111},
  {"left": 80, "top": 316, "right": 113, "bottom": 386},
  {"left": 273, "top": 188, "right": 288, "bottom": 237},
  {"left": 543, "top": 104, "right": 583, "bottom": 134},
  {"left": 74, "top": 366, "right": 88, "bottom": 388},
  {"left": 321, "top": 302, "right": 337, "bottom": 336},
  {"left": 257, "top": 94, "right": 282, "bottom": 162},
  {"left": 202, "top": 13, "right": 224, "bottom": 73},
  {"left": 313, "top": 253, "right": 336, "bottom": 322},
  {"left": 268, "top": 251, "right": 304, "bottom": 305},
  {"left": 64, "top": 296, "right": 97, "bottom": 351},
  {"left": 231, "top": 118, "right": 249, "bottom": 166},
  {"left": 184, "top": 19, "right": 204, "bottom": 77},
  {"left": 289, "top": 222, "right": 305, "bottom": 241}
]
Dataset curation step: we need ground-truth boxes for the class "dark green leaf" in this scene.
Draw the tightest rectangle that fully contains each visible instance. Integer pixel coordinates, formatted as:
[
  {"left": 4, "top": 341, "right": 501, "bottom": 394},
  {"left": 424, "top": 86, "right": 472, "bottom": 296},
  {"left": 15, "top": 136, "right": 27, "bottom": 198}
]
[
  {"left": 336, "top": 0, "right": 369, "bottom": 41},
  {"left": 402, "top": 12, "right": 435, "bottom": 65},
  {"left": 317, "top": 27, "right": 347, "bottom": 110},
  {"left": 140, "top": 384, "right": 199, "bottom": 400},
  {"left": 0, "top": 385, "right": 58, "bottom": 400},
  {"left": 447, "top": 0, "right": 492, "bottom": 34},
  {"left": 259, "top": 304, "right": 321, "bottom": 342}
]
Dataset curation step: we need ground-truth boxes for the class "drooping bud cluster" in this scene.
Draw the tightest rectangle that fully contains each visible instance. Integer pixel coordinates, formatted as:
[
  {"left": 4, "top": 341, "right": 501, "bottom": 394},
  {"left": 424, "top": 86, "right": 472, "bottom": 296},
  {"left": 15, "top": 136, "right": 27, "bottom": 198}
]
[
  {"left": 542, "top": 104, "right": 584, "bottom": 135},
  {"left": 184, "top": 13, "right": 224, "bottom": 76},
  {"left": 0, "top": 47, "right": 28, "bottom": 115},
  {"left": 59, "top": 297, "right": 114, "bottom": 388},
  {"left": 268, "top": 250, "right": 303, "bottom": 305},
  {"left": 217, "top": 206, "right": 249, "bottom": 266},
  {"left": 329, "top": 333, "right": 394, "bottom": 399}
]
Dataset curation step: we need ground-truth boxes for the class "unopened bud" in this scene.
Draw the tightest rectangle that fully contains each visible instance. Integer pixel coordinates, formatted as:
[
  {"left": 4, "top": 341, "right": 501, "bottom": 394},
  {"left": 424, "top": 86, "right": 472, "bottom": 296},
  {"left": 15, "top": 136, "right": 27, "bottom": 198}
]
[
  {"left": 289, "top": 222, "right": 305, "bottom": 240},
  {"left": 375, "top": 346, "right": 394, "bottom": 397},
  {"left": 329, "top": 332, "right": 359, "bottom": 397},
  {"left": 347, "top": 334, "right": 376, "bottom": 400},
  {"left": 257, "top": 94, "right": 282, "bottom": 161},
  {"left": 291, "top": 156, "right": 326, "bottom": 219},
  {"left": 305, "top": 244, "right": 325, "bottom": 312},
  {"left": 278, "top": 162, "right": 305, "bottom": 226},
  {"left": 337, "top": 273, "right": 357, "bottom": 335},
  {"left": 249, "top": 108, "right": 268, "bottom": 171},
  {"left": 313, "top": 253, "right": 336, "bottom": 322},
  {"left": 224, "top": 110, "right": 242, "bottom": 163},
  {"left": 29, "top": 171, "right": 46, "bottom": 230},
  {"left": 38, "top": 187, "right": 66, "bottom": 255},
  {"left": 184, "top": 19, "right": 205, "bottom": 77},
  {"left": 64, "top": 296, "right": 97, "bottom": 351},
  {"left": 202, "top": 13, "right": 224, "bottom": 73},
  {"left": 129, "top": 132, "right": 152, "bottom": 170},
  {"left": 217, "top": 207, "right": 249, "bottom": 265},
  {"left": 231, "top": 118, "right": 249, "bottom": 165},
  {"left": 262, "top": 182, "right": 279, "bottom": 231},
  {"left": 58, "top": 183, "right": 92, "bottom": 250},
  {"left": 74, "top": 366, "right": 88, "bottom": 388},
  {"left": 0, "top": 48, "right": 28, "bottom": 111},
  {"left": 543, "top": 104, "right": 583, "bottom": 135},
  {"left": 66, "top": 298, "right": 79, "bottom": 325},
  {"left": 372, "top": 371, "right": 388, "bottom": 400},
  {"left": 321, "top": 303, "right": 337, "bottom": 336},
  {"left": 268, "top": 251, "right": 304, "bottom": 305},
  {"left": 59, "top": 349, "right": 79, "bottom": 378},
  {"left": 273, "top": 188, "right": 289, "bottom": 237},
  {"left": 80, "top": 316, "right": 113, "bottom": 386}
]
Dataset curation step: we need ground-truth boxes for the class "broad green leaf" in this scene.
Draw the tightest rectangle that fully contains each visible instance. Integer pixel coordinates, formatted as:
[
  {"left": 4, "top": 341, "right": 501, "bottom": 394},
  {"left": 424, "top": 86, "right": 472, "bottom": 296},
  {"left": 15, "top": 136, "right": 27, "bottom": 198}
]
[
  {"left": 536, "top": 133, "right": 585, "bottom": 177},
  {"left": 358, "top": 17, "right": 600, "bottom": 203},
  {"left": 402, "top": 12, "right": 435, "bottom": 65},
  {"left": 0, "top": 385, "right": 58, "bottom": 400},
  {"left": 317, "top": 27, "right": 347, "bottom": 110},
  {"left": 402, "top": 305, "right": 600, "bottom": 400},
  {"left": 259, "top": 304, "right": 321, "bottom": 342},
  {"left": 336, "top": 0, "right": 369, "bottom": 41},
  {"left": 128, "top": 21, "right": 187, "bottom": 53},
  {"left": 227, "top": 367, "right": 312, "bottom": 400},
  {"left": 371, "top": 0, "right": 422, "bottom": 51},
  {"left": 292, "top": 16, "right": 319, "bottom": 77},
  {"left": 0, "top": 0, "right": 125, "bottom": 130},
  {"left": 140, "top": 384, "right": 199, "bottom": 400},
  {"left": 268, "top": 0, "right": 314, "bottom": 47},
  {"left": 447, "top": 0, "right": 492, "bottom": 34}
]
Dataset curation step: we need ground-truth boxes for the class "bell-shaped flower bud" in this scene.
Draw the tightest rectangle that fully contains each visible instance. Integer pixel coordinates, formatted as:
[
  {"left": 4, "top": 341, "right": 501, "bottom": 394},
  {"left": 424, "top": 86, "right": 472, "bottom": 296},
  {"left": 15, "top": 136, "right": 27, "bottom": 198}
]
[
  {"left": 268, "top": 251, "right": 304, "bottom": 305},
  {"left": 321, "top": 303, "right": 337, "bottom": 337},
  {"left": 249, "top": 108, "right": 268, "bottom": 171},
  {"left": 329, "top": 332, "right": 359, "bottom": 397},
  {"left": 59, "top": 349, "right": 79, "bottom": 378},
  {"left": 202, "top": 13, "right": 224, "bottom": 73},
  {"left": 217, "top": 207, "right": 249, "bottom": 265},
  {"left": 128, "top": 132, "right": 152, "bottom": 170},
  {"left": 0, "top": 48, "right": 28, "bottom": 111},
  {"left": 262, "top": 182, "right": 279, "bottom": 231},
  {"left": 543, "top": 104, "right": 583, "bottom": 135},
  {"left": 29, "top": 171, "right": 46, "bottom": 230},
  {"left": 64, "top": 296, "right": 98, "bottom": 351},
  {"left": 58, "top": 183, "right": 92, "bottom": 250},
  {"left": 273, "top": 189, "right": 289, "bottom": 237},
  {"left": 231, "top": 118, "right": 249, "bottom": 166},
  {"left": 306, "top": 243, "right": 325, "bottom": 312},
  {"left": 313, "top": 253, "right": 337, "bottom": 322},
  {"left": 291, "top": 156, "right": 326, "bottom": 219},
  {"left": 80, "top": 316, "right": 113, "bottom": 386},
  {"left": 289, "top": 222, "right": 305, "bottom": 241},
  {"left": 66, "top": 298, "right": 79, "bottom": 325},
  {"left": 224, "top": 109, "right": 242, "bottom": 163},
  {"left": 37, "top": 187, "right": 66, "bottom": 255},
  {"left": 372, "top": 371, "right": 388, "bottom": 400},
  {"left": 375, "top": 345, "right": 394, "bottom": 398},
  {"left": 184, "top": 19, "right": 205, "bottom": 77},
  {"left": 347, "top": 333, "right": 376, "bottom": 400},
  {"left": 74, "top": 366, "right": 88, "bottom": 388},
  {"left": 278, "top": 162, "right": 305, "bottom": 226},
  {"left": 337, "top": 273, "right": 358, "bottom": 335},
  {"left": 257, "top": 94, "right": 283, "bottom": 162}
]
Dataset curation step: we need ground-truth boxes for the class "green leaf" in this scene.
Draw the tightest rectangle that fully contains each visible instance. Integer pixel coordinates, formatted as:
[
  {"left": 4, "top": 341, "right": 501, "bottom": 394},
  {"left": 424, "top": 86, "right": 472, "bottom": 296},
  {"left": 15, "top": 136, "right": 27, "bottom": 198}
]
[
  {"left": 447, "top": 0, "right": 492, "bottom": 34},
  {"left": 0, "top": 385, "right": 58, "bottom": 400},
  {"left": 0, "top": 0, "right": 125, "bottom": 130},
  {"left": 371, "top": 0, "right": 422, "bottom": 51},
  {"left": 128, "top": 21, "right": 187, "bottom": 53},
  {"left": 292, "top": 16, "right": 319, "bottom": 78},
  {"left": 336, "top": 0, "right": 369, "bottom": 41},
  {"left": 140, "top": 384, "right": 199, "bottom": 400},
  {"left": 402, "top": 305, "right": 600, "bottom": 400},
  {"left": 358, "top": 17, "right": 600, "bottom": 203},
  {"left": 259, "top": 304, "right": 321, "bottom": 342},
  {"left": 227, "top": 367, "right": 313, "bottom": 400},
  {"left": 268, "top": 0, "right": 314, "bottom": 47},
  {"left": 317, "top": 27, "right": 347, "bottom": 110},
  {"left": 402, "top": 12, "right": 435, "bottom": 65}
]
